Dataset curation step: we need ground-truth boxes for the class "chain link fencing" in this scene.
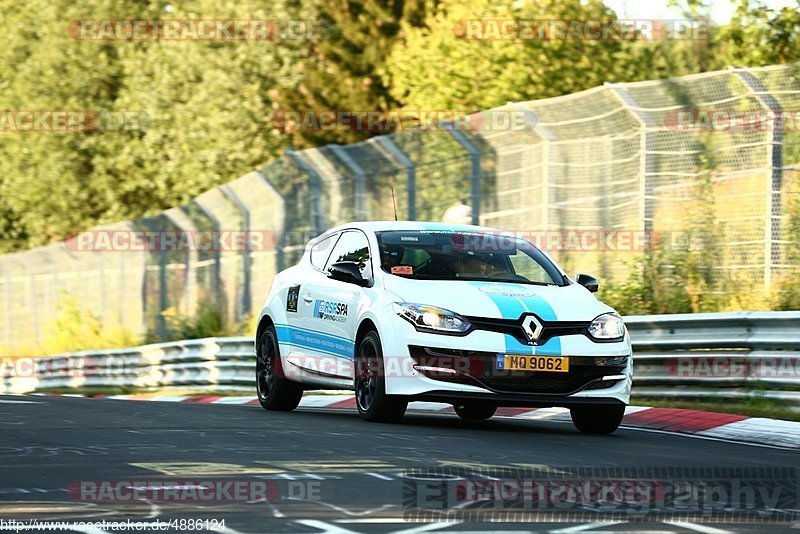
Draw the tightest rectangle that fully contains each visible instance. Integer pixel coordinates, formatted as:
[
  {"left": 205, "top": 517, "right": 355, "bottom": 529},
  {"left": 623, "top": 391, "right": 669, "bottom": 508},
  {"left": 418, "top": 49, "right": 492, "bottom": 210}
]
[{"left": 1, "top": 64, "right": 799, "bottom": 350}]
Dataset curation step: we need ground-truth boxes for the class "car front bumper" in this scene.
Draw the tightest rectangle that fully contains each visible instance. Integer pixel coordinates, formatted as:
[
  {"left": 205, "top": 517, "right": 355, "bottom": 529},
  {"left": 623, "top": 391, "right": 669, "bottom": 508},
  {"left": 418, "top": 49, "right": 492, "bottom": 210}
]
[{"left": 377, "top": 315, "right": 632, "bottom": 406}]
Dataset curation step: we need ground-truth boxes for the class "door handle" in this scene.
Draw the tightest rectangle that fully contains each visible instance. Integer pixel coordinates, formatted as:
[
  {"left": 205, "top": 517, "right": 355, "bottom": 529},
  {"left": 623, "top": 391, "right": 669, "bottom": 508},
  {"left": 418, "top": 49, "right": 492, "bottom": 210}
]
[{"left": 302, "top": 295, "right": 313, "bottom": 303}]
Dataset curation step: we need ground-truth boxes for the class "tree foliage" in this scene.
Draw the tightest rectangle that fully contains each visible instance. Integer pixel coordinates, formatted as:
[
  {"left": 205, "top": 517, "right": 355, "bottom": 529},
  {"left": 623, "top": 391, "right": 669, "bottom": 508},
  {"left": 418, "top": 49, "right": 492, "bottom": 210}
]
[{"left": 1, "top": 0, "right": 798, "bottom": 253}]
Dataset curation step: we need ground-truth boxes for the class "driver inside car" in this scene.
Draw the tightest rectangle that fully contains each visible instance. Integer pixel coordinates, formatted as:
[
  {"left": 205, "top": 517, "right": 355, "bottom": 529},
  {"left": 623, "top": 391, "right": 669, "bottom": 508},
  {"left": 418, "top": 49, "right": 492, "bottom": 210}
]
[{"left": 380, "top": 243, "right": 405, "bottom": 272}]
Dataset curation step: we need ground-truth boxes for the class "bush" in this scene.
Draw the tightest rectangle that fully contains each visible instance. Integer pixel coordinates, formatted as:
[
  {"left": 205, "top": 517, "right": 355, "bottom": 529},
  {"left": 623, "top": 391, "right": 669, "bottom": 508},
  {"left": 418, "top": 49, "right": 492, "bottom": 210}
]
[{"left": 40, "top": 293, "right": 140, "bottom": 355}]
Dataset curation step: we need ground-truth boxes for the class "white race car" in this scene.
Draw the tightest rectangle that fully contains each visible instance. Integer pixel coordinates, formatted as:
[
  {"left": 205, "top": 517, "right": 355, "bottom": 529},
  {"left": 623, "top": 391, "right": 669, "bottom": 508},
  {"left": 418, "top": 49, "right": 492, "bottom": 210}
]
[{"left": 255, "top": 221, "right": 632, "bottom": 433}]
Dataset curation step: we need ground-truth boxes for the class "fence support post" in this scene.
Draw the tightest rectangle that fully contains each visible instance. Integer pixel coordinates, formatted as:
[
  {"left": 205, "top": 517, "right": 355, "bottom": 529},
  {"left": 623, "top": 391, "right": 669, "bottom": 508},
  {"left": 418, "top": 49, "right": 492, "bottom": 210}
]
[
  {"left": 735, "top": 69, "right": 784, "bottom": 288},
  {"left": 512, "top": 103, "right": 555, "bottom": 233},
  {"left": 286, "top": 149, "right": 326, "bottom": 236},
  {"left": 164, "top": 208, "right": 199, "bottom": 319},
  {"left": 607, "top": 83, "right": 657, "bottom": 252},
  {"left": 1, "top": 269, "right": 8, "bottom": 348},
  {"left": 449, "top": 130, "right": 481, "bottom": 225},
  {"left": 329, "top": 145, "right": 368, "bottom": 220},
  {"left": 139, "top": 217, "right": 168, "bottom": 341},
  {"left": 371, "top": 136, "right": 417, "bottom": 220},
  {"left": 220, "top": 185, "right": 252, "bottom": 321},
  {"left": 255, "top": 168, "right": 287, "bottom": 273},
  {"left": 188, "top": 201, "right": 223, "bottom": 315}
]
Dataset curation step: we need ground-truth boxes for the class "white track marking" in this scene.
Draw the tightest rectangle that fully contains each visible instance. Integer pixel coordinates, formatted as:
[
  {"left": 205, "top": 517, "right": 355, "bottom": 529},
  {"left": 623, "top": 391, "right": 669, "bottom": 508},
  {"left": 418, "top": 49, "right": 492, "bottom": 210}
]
[
  {"left": 212, "top": 526, "right": 249, "bottom": 534},
  {"left": 664, "top": 522, "right": 732, "bottom": 533},
  {"left": 288, "top": 499, "right": 400, "bottom": 517},
  {"left": 549, "top": 522, "right": 624, "bottom": 533},
  {"left": 212, "top": 396, "right": 257, "bottom": 404},
  {"left": 620, "top": 425, "right": 800, "bottom": 450},
  {"left": 294, "top": 520, "right": 362, "bottom": 533},
  {"left": 336, "top": 518, "right": 409, "bottom": 523},
  {"left": 365, "top": 472, "right": 393, "bottom": 481},
  {"left": 392, "top": 522, "right": 462, "bottom": 534}
]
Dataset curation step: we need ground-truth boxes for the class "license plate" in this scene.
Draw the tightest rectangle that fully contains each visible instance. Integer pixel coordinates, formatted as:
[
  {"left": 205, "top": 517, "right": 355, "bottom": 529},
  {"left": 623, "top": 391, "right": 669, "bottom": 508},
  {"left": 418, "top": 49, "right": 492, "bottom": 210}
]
[{"left": 497, "top": 354, "right": 569, "bottom": 372}]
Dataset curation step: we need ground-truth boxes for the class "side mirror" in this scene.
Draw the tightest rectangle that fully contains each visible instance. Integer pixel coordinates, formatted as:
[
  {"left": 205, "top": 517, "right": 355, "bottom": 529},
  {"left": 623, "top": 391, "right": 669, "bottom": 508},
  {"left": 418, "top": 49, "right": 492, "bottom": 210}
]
[
  {"left": 576, "top": 273, "right": 599, "bottom": 293},
  {"left": 328, "top": 261, "right": 369, "bottom": 287}
]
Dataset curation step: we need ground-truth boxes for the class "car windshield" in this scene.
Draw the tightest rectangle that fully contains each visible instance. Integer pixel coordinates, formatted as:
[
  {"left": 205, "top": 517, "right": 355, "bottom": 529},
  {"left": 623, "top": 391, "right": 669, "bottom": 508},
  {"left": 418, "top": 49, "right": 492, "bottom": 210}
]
[{"left": 375, "top": 230, "right": 566, "bottom": 286}]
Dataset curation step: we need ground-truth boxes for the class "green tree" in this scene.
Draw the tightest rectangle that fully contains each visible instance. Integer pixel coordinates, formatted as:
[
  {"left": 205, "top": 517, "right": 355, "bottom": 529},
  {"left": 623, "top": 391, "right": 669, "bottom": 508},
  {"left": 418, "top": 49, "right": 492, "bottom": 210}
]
[
  {"left": 272, "top": 0, "right": 431, "bottom": 148},
  {"left": 384, "top": 0, "right": 708, "bottom": 113},
  {"left": 0, "top": 0, "right": 313, "bottom": 250},
  {"left": 716, "top": 0, "right": 800, "bottom": 66},
  {"left": 0, "top": 0, "right": 145, "bottom": 249}
]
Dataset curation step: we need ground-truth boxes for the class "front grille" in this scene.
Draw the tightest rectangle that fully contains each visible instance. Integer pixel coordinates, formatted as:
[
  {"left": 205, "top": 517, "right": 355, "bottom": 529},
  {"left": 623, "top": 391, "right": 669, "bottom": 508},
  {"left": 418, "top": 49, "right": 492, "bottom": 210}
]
[
  {"left": 409, "top": 345, "right": 627, "bottom": 395},
  {"left": 464, "top": 315, "right": 591, "bottom": 345}
]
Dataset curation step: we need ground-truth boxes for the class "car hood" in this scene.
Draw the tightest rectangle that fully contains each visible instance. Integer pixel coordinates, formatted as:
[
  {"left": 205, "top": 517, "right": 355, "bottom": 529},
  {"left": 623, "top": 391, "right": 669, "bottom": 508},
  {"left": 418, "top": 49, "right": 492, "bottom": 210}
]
[{"left": 382, "top": 277, "right": 614, "bottom": 322}]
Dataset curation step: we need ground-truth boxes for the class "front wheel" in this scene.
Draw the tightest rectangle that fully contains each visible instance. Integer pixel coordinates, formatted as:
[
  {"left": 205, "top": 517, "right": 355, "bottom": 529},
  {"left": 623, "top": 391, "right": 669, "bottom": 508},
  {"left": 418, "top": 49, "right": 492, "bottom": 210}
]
[
  {"left": 256, "top": 326, "right": 303, "bottom": 411},
  {"left": 570, "top": 404, "right": 626, "bottom": 434},
  {"left": 354, "top": 331, "right": 407, "bottom": 423},
  {"left": 454, "top": 403, "right": 497, "bottom": 421}
]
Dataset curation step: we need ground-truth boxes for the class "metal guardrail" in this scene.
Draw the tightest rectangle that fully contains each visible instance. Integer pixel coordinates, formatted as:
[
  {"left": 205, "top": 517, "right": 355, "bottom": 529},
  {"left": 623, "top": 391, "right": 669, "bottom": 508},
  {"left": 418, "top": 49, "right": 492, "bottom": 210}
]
[
  {"left": 626, "top": 311, "right": 800, "bottom": 405},
  {"left": 2, "top": 312, "right": 799, "bottom": 405}
]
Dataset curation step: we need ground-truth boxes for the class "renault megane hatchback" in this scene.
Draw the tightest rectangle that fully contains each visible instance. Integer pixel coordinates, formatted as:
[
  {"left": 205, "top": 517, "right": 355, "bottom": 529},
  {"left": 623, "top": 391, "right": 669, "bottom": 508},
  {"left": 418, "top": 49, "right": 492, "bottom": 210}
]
[{"left": 255, "top": 222, "right": 632, "bottom": 434}]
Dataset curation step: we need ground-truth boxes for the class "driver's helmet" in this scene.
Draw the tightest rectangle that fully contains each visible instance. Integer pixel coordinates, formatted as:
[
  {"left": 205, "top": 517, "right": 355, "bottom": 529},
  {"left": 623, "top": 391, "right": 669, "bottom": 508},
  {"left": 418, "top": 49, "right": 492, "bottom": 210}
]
[{"left": 381, "top": 243, "right": 404, "bottom": 265}]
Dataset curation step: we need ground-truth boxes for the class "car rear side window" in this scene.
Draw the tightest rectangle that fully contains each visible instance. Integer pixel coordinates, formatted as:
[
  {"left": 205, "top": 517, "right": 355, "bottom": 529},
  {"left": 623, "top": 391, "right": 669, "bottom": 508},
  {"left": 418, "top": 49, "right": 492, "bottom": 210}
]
[
  {"left": 324, "top": 231, "right": 371, "bottom": 276},
  {"left": 310, "top": 234, "right": 339, "bottom": 270}
]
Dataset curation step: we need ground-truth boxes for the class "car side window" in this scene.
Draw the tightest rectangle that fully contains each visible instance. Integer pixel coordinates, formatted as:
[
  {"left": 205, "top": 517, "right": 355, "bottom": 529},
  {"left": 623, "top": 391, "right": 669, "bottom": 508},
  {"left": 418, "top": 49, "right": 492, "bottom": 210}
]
[
  {"left": 310, "top": 234, "right": 339, "bottom": 270},
  {"left": 324, "top": 231, "right": 371, "bottom": 277}
]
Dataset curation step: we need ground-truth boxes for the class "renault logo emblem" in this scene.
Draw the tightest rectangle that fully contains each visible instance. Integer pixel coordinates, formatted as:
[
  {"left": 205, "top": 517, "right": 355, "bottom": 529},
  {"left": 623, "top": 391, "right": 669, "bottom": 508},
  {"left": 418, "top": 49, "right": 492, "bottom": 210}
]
[{"left": 521, "top": 315, "right": 543, "bottom": 345}]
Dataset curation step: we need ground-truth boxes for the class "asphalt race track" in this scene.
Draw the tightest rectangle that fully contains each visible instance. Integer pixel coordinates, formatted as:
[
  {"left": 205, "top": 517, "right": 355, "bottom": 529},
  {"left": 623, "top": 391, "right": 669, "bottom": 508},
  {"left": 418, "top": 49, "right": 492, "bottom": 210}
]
[{"left": 0, "top": 395, "right": 797, "bottom": 533}]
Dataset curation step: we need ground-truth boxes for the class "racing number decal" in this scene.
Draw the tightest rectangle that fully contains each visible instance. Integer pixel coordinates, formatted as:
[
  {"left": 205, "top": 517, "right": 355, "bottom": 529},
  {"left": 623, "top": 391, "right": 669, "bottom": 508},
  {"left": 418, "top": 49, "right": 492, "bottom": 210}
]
[{"left": 286, "top": 285, "right": 300, "bottom": 312}]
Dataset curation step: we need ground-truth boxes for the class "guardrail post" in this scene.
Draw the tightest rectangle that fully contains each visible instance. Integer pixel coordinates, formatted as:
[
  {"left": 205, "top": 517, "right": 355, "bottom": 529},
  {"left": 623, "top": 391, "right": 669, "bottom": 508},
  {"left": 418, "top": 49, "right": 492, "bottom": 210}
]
[
  {"left": 220, "top": 184, "right": 253, "bottom": 320},
  {"left": 371, "top": 136, "right": 417, "bottom": 220},
  {"left": 607, "top": 83, "right": 656, "bottom": 251},
  {"left": 329, "top": 144, "right": 368, "bottom": 220},
  {"left": 286, "top": 149, "right": 326, "bottom": 236},
  {"left": 735, "top": 69, "right": 784, "bottom": 287},
  {"left": 448, "top": 130, "right": 481, "bottom": 225}
]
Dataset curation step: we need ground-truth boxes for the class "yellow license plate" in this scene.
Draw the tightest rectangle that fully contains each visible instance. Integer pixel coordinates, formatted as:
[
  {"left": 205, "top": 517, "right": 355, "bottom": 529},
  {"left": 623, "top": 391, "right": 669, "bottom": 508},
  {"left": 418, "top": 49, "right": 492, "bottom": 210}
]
[{"left": 499, "top": 354, "right": 569, "bottom": 372}]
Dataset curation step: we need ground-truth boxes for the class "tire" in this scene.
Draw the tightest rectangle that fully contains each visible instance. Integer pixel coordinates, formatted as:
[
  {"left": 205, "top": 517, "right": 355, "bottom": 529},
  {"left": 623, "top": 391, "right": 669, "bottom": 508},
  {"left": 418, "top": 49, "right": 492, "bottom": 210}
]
[
  {"left": 354, "top": 330, "right": 407, "bottom": 423},
  {"left": 570, "top": 404, "right": 626, "bottom": 434},
  {"left": 256, "top": 325, "right": 303, "bottom": 411},
  {"left": 454, "top": 403, "right": 497, "bottom": 421}
]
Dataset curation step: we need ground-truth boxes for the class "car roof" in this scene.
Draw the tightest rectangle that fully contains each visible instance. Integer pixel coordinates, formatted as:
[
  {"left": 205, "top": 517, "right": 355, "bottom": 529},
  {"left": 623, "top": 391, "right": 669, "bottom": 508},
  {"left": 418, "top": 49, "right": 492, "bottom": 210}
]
[{"left": 321, "top": 221, "right": 505, "bottom": 236}]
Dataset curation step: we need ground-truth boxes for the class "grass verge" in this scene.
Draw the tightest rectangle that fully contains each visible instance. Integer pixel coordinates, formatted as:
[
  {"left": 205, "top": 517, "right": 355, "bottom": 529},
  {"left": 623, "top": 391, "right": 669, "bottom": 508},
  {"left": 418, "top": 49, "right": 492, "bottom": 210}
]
[{"left": 631, "top": 395, "right": 800, "bottom": 422}]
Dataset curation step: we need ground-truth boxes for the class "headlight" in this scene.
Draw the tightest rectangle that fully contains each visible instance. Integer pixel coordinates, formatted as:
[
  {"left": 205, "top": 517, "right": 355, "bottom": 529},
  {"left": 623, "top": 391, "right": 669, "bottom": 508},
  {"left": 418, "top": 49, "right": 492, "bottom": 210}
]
[
  {"left": 393, "top": 303, "right": 471, "bottom": 334},
  {"left": 588, "top": 313, "right": 625, "bottom": 341}
]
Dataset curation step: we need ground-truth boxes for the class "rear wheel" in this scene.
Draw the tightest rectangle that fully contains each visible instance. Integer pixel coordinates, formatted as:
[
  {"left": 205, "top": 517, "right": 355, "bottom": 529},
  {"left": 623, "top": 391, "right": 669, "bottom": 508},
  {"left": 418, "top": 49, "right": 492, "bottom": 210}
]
[
  {"left": 570, "top": 404, "right": 625, "bottom": 434},
  {"left": 354, "top": 331, "right": 407, "bottom": 423},
  {"left": 454, "top": 403, "right": 497, "bottom": 421},
  {"left": 256, "top": 326, "right": 303, "bottom": 411}
]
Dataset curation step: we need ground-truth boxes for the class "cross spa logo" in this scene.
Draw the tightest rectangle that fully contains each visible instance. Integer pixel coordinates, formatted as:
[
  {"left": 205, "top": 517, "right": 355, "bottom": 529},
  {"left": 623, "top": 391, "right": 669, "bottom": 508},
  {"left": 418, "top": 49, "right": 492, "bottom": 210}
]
[{"left": 314, "top": 299, "right": 348, "bottom": 322}]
